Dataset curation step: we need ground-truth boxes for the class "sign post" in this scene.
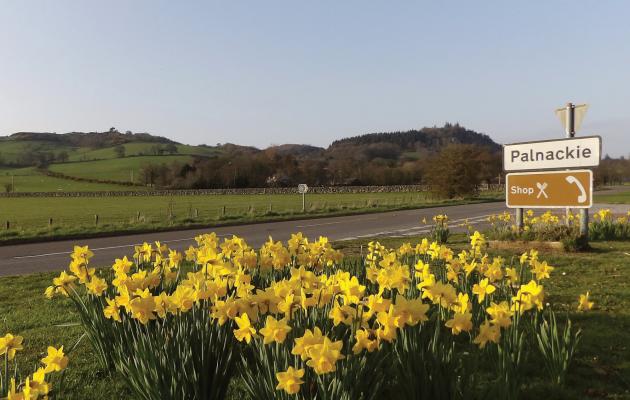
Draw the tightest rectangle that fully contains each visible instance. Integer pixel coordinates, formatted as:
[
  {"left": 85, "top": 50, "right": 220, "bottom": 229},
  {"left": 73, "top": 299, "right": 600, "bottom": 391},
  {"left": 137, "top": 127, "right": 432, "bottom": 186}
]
[
  {"left": 298, "top": 184, "right": 309, "bottom": 212},
  {"left": 503, "top": 103, "right": 600, "bottom": 245}
]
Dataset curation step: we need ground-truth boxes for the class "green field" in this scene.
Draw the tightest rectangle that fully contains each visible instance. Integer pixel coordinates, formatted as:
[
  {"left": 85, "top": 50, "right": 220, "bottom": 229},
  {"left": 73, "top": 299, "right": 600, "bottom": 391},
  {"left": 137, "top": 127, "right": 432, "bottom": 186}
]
[
  {"left": 0, "top": 192, "right": 499, "bottom": 242},
  {"left": 0, "top": 140, "right": 76, "bottom": 163},
  {"left": 0, "top": 167, "right": 137, "bottom": 192},
  {"left": 66, "top": 142, "right": 217, "bottom": 162},
  {"left": 595, "top": 190, "right": 630, "bottom": 204},
  {"left": 48, "top": 155, "right": 194, "bottom": 182},
  {"left": 0, "top": 138, "right": 217, "bottom": 164},
  {"left": 1, "top": 236, "right": 628, "bottom": 399}
]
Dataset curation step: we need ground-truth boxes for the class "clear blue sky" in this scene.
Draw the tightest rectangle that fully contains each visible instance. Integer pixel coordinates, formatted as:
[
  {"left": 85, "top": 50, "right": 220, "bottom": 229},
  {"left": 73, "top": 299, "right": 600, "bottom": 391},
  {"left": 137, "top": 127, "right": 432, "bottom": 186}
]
[{"left": 1, "top": 1, "right": 629, "bottom": 156}]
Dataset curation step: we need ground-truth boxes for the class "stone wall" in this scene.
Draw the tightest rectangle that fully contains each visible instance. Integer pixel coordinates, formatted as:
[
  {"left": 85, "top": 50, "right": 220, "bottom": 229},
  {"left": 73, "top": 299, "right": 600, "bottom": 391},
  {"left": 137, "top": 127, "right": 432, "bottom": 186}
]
[{"left": 0, "top": 184, "right": 505, "bottom": 198}]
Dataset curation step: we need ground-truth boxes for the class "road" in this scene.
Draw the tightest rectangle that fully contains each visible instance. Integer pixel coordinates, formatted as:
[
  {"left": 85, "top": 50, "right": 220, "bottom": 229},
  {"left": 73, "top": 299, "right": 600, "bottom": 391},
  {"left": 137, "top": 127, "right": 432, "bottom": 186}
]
[
  {"left": 0, "top": 202, "right": 505, "bottom": 277},
  {"left": 1, "top": 201, "right": 628, "bottom": 277}
]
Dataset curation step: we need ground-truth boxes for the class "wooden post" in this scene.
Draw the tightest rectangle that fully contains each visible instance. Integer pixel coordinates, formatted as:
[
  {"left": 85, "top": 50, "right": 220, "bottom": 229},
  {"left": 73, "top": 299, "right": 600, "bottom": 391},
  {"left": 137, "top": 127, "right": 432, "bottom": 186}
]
[
  {"left": 94, "top": 214, "right": 99, "bottom": 226},
  {"left": 5, "top": 220, "right": 9, "bottom": 230},
  {"left": 48, "top": 217, "right": 53, "bottom": 227}
]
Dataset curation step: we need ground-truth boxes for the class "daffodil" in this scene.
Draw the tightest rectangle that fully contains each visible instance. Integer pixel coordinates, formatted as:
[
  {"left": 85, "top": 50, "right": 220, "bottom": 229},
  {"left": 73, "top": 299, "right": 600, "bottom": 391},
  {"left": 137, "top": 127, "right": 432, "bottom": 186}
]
[
  {"left": 532, "top": 260, "right": 554, "bottom": 280},
  {"left": 112, "top": 256, "right": 133, "bottom": 275},
  {"left": 259, "top": 316, "right": 292, "bottom": 344},
  {"left": 0, "top": 333, "right": 24, "bottom": 360},
  {"left": 233, "top": 313, "right": 256, "bottom": 343},
  {"left": 445, "top": 312, "right": 473, "bottom": 335},
  {"left": 86, "top": 276, "right": 108, "bottom": 296},
  {"left": 41, "top": 346, "right": 69, "bottom": 373},
  {"left": 472, "top": 278, "right": 496, "bottom": 303},
  {"left": 275, "top": 366, "right": 304, "bottom": 395},
  {"left": 306, "top": 337, "right": 344, "bottom": 374},
  {"left": 128, "top": 289, "right": 157, "bottom": 324},
  {"left": 352, "top": 328, "right": 378, "bottom": 354},
  {"left": 473, "top": 320, "right": 501, "bottom": 348},
  {"left": 292, "top": 327, "right": 324, "bottom": 360},
  {"left": 486, "top": 301, "right": 513, "bottom": 328},
  {"left": 103, "top": 298, "right": 122, "bottom": 322},
  {"left": 577, "top": 291, "right": 594, "bottom": 311}
]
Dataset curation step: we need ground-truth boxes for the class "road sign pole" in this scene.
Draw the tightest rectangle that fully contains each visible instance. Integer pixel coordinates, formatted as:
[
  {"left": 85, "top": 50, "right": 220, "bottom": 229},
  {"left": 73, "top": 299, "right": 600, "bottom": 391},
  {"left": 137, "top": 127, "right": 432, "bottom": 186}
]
[
  {"left": 564, "top": 102, "right": 589, "bottom": 243},
  {"left": 302, "top": 193, "right": 305, "bottom": 212},
  {"left": 515, "top": 208, "right": 523, "bottom": 233}
]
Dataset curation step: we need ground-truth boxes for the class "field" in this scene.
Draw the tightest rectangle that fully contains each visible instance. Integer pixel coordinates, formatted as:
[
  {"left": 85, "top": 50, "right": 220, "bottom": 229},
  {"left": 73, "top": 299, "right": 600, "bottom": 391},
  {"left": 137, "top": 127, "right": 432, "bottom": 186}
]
[
  {"left": 48, "top": 155, "right": 195, "bottom": 182},
  {"left": 0, "top": 191, "right": 500, "bottom": 242},
  {"left": 0, "top": 140, "right": 76, "bottom": 163},
  {"left": 0, "top": 138, "right": 217, "bottom": 164},
  {"left": 0, "top": 167, "right": 136, "bottom": 192},
  {"left": 1, "top": 234, "right": 628, "bottom": 399},
  {"left": 595, "top": 190, "right": 630, "bottom": 204},
  {"left": 66, "top": 142, "right": 217, "bottom": 162}
]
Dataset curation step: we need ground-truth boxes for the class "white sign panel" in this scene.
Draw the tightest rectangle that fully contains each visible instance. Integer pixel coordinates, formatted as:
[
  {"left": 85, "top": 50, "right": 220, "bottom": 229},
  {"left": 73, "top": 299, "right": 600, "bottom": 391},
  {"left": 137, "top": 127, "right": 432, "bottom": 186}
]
[
  {"left": 503, "top": 136, "right": 601, "bottom": 172},
  {"left": 297, "top": 184, "right": 309, "bottom": 194}
]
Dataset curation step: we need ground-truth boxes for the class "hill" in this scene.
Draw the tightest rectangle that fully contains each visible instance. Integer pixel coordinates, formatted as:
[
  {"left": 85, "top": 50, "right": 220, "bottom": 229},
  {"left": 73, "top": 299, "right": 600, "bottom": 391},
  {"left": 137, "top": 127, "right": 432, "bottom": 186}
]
[
  {"left": 7, "top": 130, "right": 174, "bottom": 147},
  {"left": 328, "top": 123, "right": 501, "bottom": 151},
  {"left": 0, "top": 123, "right": 502, "bottom": 190}
]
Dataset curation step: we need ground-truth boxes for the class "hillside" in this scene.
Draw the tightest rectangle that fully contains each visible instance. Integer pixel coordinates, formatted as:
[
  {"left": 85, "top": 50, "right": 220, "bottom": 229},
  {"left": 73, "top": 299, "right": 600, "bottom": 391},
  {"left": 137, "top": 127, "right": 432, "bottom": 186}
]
[
  {"left": 329, "top": 123, "right": 500, "bottom": 156},
  {"left": 0, "top": 123, "right": 502, "bottom": 190}
]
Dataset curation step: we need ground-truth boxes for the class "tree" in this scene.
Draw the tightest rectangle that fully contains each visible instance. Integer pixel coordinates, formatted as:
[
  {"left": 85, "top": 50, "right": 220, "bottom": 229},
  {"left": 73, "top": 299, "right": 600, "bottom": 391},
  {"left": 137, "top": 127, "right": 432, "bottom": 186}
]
[
  {"left": 151, "top": 144, "right": 164, "bottom": 155},
  {"left": 56, "top": 151, "right": 69, "bottom": 163},
  {"left": 164, "top": 143, "right": 178, "bottom": 155},
  {"left": 424, "top": 144, "right": 483, "bottom": 198},
  {"left": 114, "top": 145, "right": 126, "bottom": 158}
]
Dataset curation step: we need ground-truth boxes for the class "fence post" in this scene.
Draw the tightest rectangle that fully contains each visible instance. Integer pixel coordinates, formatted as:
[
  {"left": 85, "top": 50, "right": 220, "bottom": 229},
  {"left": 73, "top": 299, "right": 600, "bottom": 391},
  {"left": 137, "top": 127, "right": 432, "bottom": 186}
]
[{"left": 94, "top": 214, "right": 99, "bottom": 226}]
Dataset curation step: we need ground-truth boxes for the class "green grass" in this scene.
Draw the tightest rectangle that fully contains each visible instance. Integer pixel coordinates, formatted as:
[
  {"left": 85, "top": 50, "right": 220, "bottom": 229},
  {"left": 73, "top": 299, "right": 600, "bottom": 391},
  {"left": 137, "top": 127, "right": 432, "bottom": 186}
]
[
  {"left": 66, "top": 142, "right": 218, "bottom": 162},
  {"left": 0, "top": 167, "right": 138, "bottom": 192},
  {"left": 0, "top": 138, "right": 218, "bottom": 164},
  {"left": 595, "top": 190, "right": 630, "bottom": 204},
  {"left": 48, "top": 155, "right": 194, "bottom": 182},
  {"left": 1, "top": 237, "right": 629, "bottom": 399},
  {"left": 0, "top": 140, "right": 77, "bottom": 163},
  {"left": 0, "top": 192, "right": 500, "bottom": 243}
]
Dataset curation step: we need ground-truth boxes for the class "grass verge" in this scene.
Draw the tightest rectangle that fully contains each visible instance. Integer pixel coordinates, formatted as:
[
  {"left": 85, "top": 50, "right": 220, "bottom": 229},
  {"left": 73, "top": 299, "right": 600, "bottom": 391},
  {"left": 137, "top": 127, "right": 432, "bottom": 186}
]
[{"left": 0, "top": 192, "right": 501, "bottom": 244}]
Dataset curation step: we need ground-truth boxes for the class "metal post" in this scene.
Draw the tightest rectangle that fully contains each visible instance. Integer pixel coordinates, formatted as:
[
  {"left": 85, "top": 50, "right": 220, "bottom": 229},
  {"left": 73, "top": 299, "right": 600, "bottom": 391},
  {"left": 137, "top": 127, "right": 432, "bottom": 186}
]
[
  {"left": 565, "top": 102, "right": 589, "bottom": 243},
  {"left": 564, "top": 103, "right": 575, "bottom": 226},
  {"left": 515, "top": 208, "right": 523, "bottom": 233},
  {"left": 302, "top": 193, "right": 305, "bottom": 212}
]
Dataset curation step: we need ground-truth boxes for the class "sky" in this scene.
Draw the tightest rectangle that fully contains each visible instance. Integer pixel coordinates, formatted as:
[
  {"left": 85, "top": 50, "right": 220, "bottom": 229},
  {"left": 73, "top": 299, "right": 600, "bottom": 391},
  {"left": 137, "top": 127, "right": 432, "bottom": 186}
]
[{"left": 1, "top": 1, "right": 629, "bottom": 156}]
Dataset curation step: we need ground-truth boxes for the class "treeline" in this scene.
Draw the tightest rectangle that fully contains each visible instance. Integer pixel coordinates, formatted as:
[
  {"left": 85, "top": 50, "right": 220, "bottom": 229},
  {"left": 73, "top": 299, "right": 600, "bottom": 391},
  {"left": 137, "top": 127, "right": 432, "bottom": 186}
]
[
  {"left": 137, "top": 143, "right": 502, "bottom": 198},
  {"left": 595, "top": 156, "right": 630, "bottom": 185}
]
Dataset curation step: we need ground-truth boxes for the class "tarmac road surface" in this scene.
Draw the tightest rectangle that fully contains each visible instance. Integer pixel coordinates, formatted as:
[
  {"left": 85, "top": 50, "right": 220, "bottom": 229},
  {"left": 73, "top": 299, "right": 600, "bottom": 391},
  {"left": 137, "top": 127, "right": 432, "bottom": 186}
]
[
  {"left": 1, "top": 201, "right": 628, "bottom": 277},
  {"left": 0, "top": 202, "right": 505, "bottom": 277}
]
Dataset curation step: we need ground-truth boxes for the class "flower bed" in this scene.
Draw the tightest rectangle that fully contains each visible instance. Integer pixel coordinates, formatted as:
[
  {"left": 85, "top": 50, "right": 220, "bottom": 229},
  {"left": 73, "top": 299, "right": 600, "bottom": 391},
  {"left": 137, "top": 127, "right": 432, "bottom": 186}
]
[
  {"left": 486, "top": 209, "right": 630, "bottom": 250},
  {"left": 44, "top": 231, "right": 592, "bottom": 399}
]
